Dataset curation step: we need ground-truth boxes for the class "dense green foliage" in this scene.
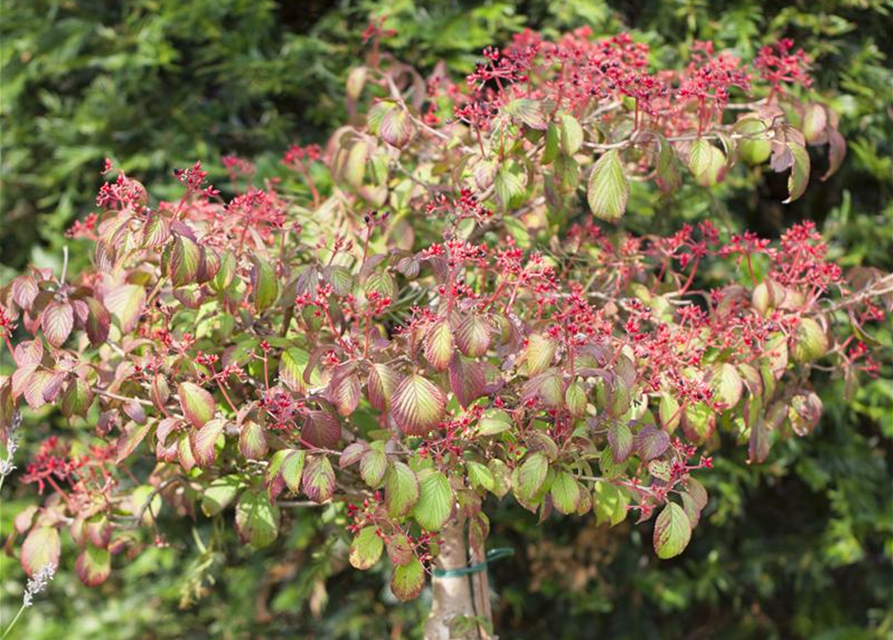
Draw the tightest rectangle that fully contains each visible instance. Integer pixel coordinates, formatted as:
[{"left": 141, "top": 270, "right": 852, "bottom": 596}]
[{"left": 1, "top": 1, "right": 890, "bottom": 639}]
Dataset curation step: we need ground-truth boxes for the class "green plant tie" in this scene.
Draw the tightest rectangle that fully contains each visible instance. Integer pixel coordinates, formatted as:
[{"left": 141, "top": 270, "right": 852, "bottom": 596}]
[{"left": 432, "top": 548, "right": 515, "bottom": 578}]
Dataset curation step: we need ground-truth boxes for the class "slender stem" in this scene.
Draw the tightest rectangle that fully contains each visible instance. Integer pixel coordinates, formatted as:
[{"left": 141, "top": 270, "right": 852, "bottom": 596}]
[{"left": 1, "top": 604, "right": 26, "bottom": 640}]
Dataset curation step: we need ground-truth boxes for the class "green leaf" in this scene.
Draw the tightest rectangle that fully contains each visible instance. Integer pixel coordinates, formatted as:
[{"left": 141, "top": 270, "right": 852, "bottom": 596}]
[
  {"left": 235, "top": 490, "right": 280, "bottom": 548},
  {"left": 477, "top": 408, "right": 513, "bottom": 436},
  {"left": 279, "top": 348, "right": 310, "bottom": 394},
  {"left": 251, "top": 254, "right": 279, "bottom": 313},
  {"left": 593, "top": 481, "right": 628, "bottom": 526},
  {"left": 466, "top": 460, "right": 495, "bottom": 492},
  {"left": 202, "top": 474, "right": 243, "bottom": 516},
  {"left": 413, "top": 469, "right": 453, "bottom": 531},
  {"left": 390, "top": 555, "right": 425, "bottom": 601},
  {"left": 687, "top": 139, "right": 726, "bottom": 187},
  {"left": 494, "top": 164, "right": 526, "bottom": 209},
  {"left": 360, "top": 449, "right": 388, "bottom": 488},
  {"left": 587, "top": 149, "right": 628, "bottom": 222},
  {"left": 550, "top": 471, "right": 582, "bottom": 515},
  {"left": 349, "top": 526, "right": 384, "bottom": 570},
  {"left": 515, "top": 452, "right": 548, "bottom": 501},
  {"left": 524, "top": 333, "right": 556, "bottom": 376},
  {"left": 791, "top": 317, "right": 828, "bottom": 363},
  {"left": 104, "top": 284, "right": 146, "bottom": 334},
  {"left": 386, "top": 461, "right": 420, "bottom": 518},
  {"left": 75, "top": 545, "right": 111, "bottom": 587},
  {"left": 559, "top": 114, "right": 584, "bottom": 156},
  {"left": 542, "top": 122, "right": 560, "bottom": 164},
  {"left": 653, "top": 502, "right": 692, "bottom": 559}
]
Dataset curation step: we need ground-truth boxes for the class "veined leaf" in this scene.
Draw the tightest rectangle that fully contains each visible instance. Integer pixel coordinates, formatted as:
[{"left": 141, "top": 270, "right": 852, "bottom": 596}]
[{"left": 587, "top": 149, "right": 628, "bottom": 222}]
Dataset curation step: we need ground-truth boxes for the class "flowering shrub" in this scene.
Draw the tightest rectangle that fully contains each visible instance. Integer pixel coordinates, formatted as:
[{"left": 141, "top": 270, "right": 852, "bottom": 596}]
[{"left": 1, "top": 27, "right": 890, "bottom": 638}]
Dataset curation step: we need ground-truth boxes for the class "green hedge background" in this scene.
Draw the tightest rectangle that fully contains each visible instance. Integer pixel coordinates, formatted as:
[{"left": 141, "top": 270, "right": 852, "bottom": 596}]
[{"left": 1, "top": 1, "right": 891, "bottom": 639}]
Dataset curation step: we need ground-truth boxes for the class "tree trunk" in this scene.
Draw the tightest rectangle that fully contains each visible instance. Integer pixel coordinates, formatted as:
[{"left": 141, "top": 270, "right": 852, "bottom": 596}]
[{"left": 424, "top": 518, "right": 485, "bottom": 640}]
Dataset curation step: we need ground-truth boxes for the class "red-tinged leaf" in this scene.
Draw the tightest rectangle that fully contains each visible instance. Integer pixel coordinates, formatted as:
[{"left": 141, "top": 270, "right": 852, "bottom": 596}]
[
  {"left": 802, "top": 103, "right": 827, "bottom": 144},
  {"left": 14, "top": 506, "right": 38, "bottom": 534},
  {"left": 349, "top": 526, "right": 384, "bottom": 570},
  {"left": 455, "top": 314, "right": 491, "bottom": 357},
  {"left": 339, "top": 441, "right": 369, "bottom": 468},
  {"left": 413, "top": 469, "right": 453, "bottom": 531},
  {"left": 448, "top": 355, "right": 485, "bottom": 409},
  {"left": 235, "top": 490, "right": 280, "bottom": 548},
  {"left": 392, "top": 374, "right": 445, "bottom": 436},
  {"left": 191, "top": 418, "right": 226, "bottom": 467},
  {"left": 685, "top": 477, "right": 709, "bottom": 511},
  {"left": 790, "top": 391, "right": 823, "bottom": 436},
  {"left": 636, "top": 425, "right": 671, "bottom": 461},
  {"left": 11, "top": 365, "right": 37, "bottom": 401},
  {"left": 123, "top": 399, "right": 146, "bottom": 424},
  {"left": 386, "top": 461, "right": 419, "bottom": 518},
  {"left": 424, "top": 320, "right": 454, "bottom": 371},
  {"left": 239, "top": 420, "right": 268, "bottom": 460},
  {"left": 21, "top": 526, "right": 61, "bottom": 577},
  {"left": 504, "top": 98, "right": 548, "bottom": 130},
  {"left": 390, "top": 555, "right": 425, "bottom": 601},
  {"left": 12, "top": 275, "right": 39, "bottom": 309},
  {"left": 380, "top": 106, "right": 415, "bottom": 148},
  {"left": 821, "top": 127, "right": 846, "bottom": 181},
  {"left": 302, "top": 410, "right": 341, "bottom": 449},
  {"left": 14, "top": 338, "right": 43, "bottom": 367},
  {"left": 653, "top": 502, "right": 692, "bottom": 559},
  {"left": 115, "top": 420, "right": 152, "bottom": 463},
  {"left": 104, "top": 284, "right": 146, "bottom": 334},
  {"left": 302, "top": 454, "right": 336, "bottom": 503},
  {"left": 608, "top": 423, "right": 633, "bottom": 463},
  {"left": 84, "top": 297, "right": 111, "bottom": 346},
  {"left": 359, "top": 449, "right": 388, "bottom": 488},
  {"left": 41, "top": 301, "right": 73, "bottom": 347},
  {"left": 85, "top": 515, "right": 112, "bottom": 548},
  {"left": 524, "top": 333, "right": 556, "bottom": 376},
  {"left": 386, "top": 531, "right": 414, "bottom": 566},
  {"left": 783, "top": 142, "right": 810, "bottom": 203},
  {"left": 178, "top": 382, "right": 216, "bottom": 428},
  {"left": 681, "top": 402, "right": 715, "bottom": 444},
  {"left": 367, "top": 363, "right": 398, "bottom": 412},
  {"left": 75, "top": 545, "right": 110, "bottom": 587},
  {"left": 168, "top": 235, "right": 203, "bottom": 288},
  {"left": 251, "top": 254, "right": 279, "bottom": 313},
  {"left": 23, "top": 370, "right": 56, "bottom": 410},
  {"left": 150, "top": 375, "right": 170, "bottom": 409},
  {"left": 520, "top": 369, "right": 564, "bottom": 408},
  {"left": 142, "top": 213, "right": 170, "bottom": 248},
  {"left": 177, "top": 433, "right": 196, "bottom": 472},
  {"left": 587, "top": 149, "right": 629, "bottom": 222},
  {"left": 328, "top": 371, "right": 361, "bottom": 417}
]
